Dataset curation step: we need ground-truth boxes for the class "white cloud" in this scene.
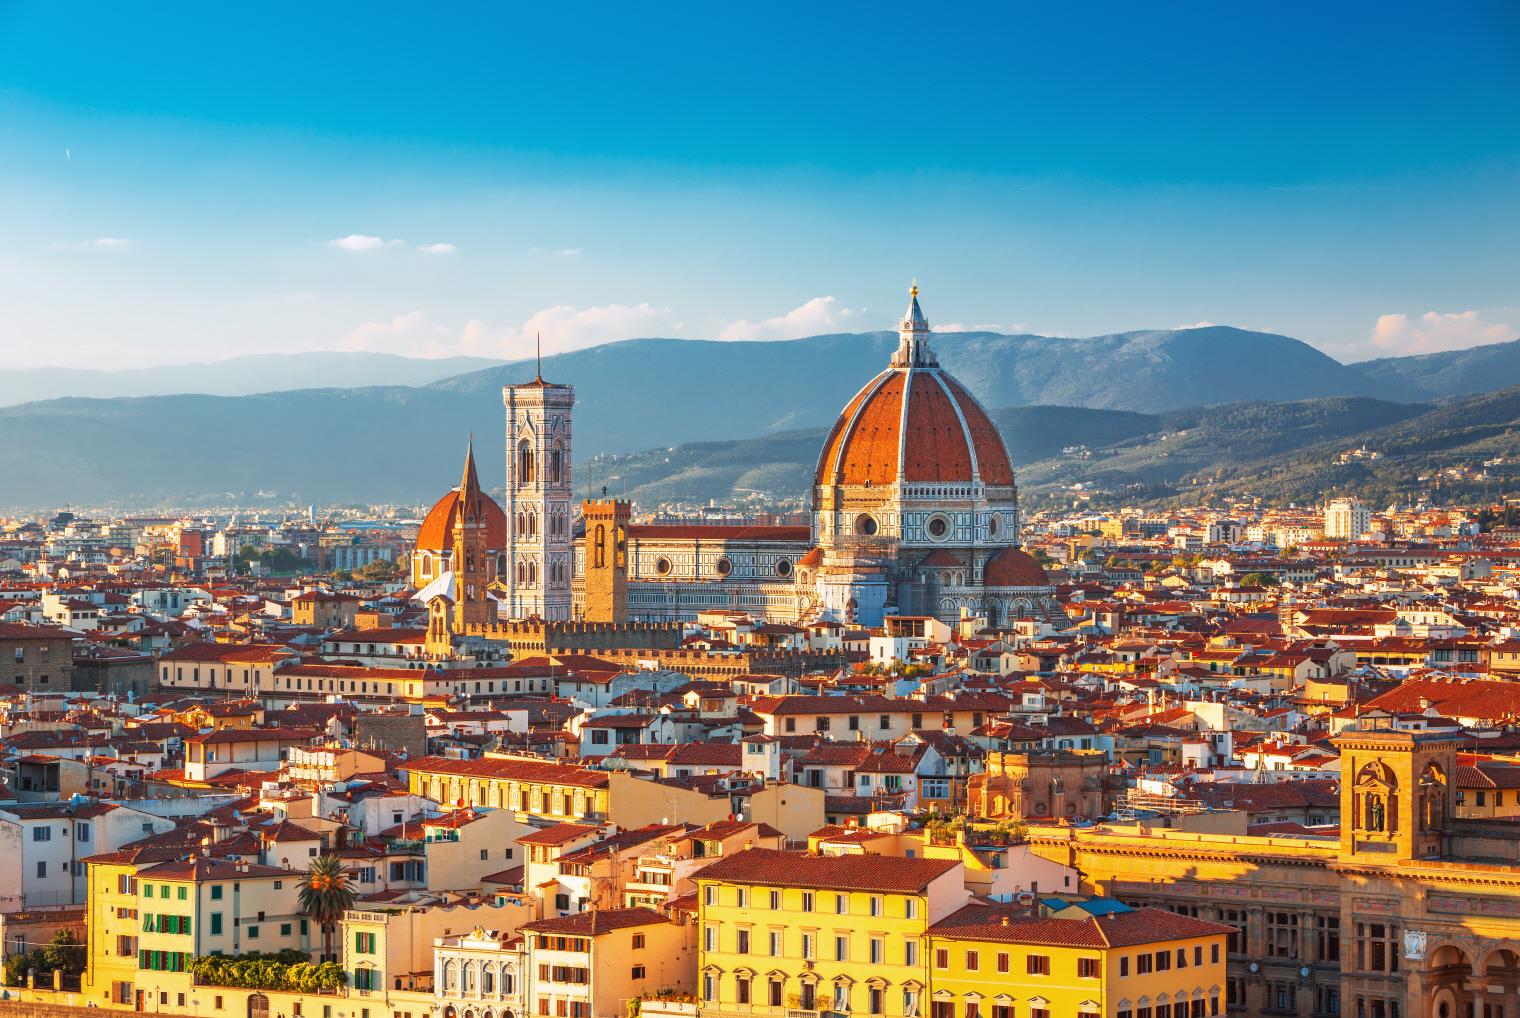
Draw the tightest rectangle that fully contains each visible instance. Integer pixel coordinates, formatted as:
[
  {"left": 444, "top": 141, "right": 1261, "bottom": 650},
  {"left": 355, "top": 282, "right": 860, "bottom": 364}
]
[
  {"left": 1368, "top": 310, "right": 1513, "bottom": 357},
  {"left": 416, "top": 242, "right": 457, "bottom": 255},
  {"left": 328, "top": 234, "right": 402, "bottom": 252},
  {"left": 337, "top": 310, "right": 455, "bottom": 357},
  {"left": 1173, "top": 320, "right": 1218, "bottom": 330},
  {"left": 339, "top": 302, "right": 684, "bottom": 359},
  {"left": 528, "top": 246, "right": 582, "bottom": 257},
  {"left": 53, "top": 236, "right": 133, "bottom": 250},
  {"left": 718, "top": 296, "right": 864, "bottom": 341}
]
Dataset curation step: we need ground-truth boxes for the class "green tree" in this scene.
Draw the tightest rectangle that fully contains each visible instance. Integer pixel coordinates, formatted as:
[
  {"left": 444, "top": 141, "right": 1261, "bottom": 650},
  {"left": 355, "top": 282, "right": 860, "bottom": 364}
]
[
  {"left": 357, "top": 558, "right": 402, "bottom": 581},
  {"left": 298, "top": 855, "right": 356, "bottom": 962}
]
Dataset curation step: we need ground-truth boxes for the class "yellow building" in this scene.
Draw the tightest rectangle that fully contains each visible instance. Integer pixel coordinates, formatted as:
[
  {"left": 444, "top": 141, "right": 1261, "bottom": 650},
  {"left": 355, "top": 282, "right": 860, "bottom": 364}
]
[
  {"left": 1019, "top": 727, "right": 1520, "bottom": 1018},
  {"left": 924, "top": 902, "right": 1230, "bottom": 1018},
  {"left": 78, "top": 850, "right": 309, "bottom": 1012},
  {"left": 695, "top": 848, "right": 969, "bottom": 1018},
  {"left": 405, "top": 755, "right": 610, "bottom": 823},
  {"left": 81, "top": 846, "right": 168, "bottom": 1008}
]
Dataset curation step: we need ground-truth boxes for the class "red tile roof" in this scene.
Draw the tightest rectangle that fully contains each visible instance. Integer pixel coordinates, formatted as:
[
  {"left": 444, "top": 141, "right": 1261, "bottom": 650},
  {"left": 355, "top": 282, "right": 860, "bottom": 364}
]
[
  {"left": 697, "top": 847, "right": 958, "bottom": 893},
  {"left": 927, "top": 903, "right": 1233, "bottom": 948},
  {"left": 405, "top": 755, "right": 609, "bottom": 790}
]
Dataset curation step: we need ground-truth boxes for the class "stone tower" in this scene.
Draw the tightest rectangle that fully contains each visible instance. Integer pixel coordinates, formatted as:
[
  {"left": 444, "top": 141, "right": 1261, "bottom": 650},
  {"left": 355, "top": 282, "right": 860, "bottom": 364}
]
[
  {"left": 451, "top": 439, "right": 494, "bottom": 631},
  {"left": 581, "top": 499, "right": 629, "bottom": 623},
  {"left": 1333, "top": 727, "right": 1458, "bottom": 863},
  {"left": 503, "top": 352, "right": 575, "bottom": 620}
]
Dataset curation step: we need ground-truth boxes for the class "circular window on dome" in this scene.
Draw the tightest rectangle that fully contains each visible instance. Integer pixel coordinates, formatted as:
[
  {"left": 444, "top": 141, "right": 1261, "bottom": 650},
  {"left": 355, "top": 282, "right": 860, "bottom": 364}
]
[
  {"left": 854, "top": 513, "right": 879, "bottom": 537},
  {"left": 987, "top": 515, "right": 999, "bottom": 538},
  {"left": 776, "top": 559, "right": 792, "bottom": 577},
  {"left": 715, "top": 557, "right": 732, "bottom": 577},
  {"left": 654, "top": 557, "right": 672, "bottom": 576},
  {"left": 926, "top": 515, "right": 950, "bottom": 540}
]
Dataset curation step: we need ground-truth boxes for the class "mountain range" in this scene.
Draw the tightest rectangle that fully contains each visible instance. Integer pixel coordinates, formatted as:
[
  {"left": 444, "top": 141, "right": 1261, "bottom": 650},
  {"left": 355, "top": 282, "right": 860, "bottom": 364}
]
[
  {"left": 4, "top": 326, "right": 1520, "bottom": 510},
  {"left": 0, "top": 352, "right": 504, "bottom": 406}
]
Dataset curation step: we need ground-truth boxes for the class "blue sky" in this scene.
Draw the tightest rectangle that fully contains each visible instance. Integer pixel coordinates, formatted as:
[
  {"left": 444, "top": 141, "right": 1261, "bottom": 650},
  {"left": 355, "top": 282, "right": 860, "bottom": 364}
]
[{"left": 1, "top": 1, "right": 1517, "bottom": 369}]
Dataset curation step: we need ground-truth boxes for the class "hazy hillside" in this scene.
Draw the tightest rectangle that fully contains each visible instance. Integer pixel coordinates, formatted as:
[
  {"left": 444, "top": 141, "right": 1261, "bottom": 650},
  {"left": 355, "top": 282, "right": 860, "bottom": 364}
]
[
  {"left": 4, "top": 324, "right": 1517, "bottom": 510},
  {"left": 0, "top": 352, "right": 505, "bottom": 406},
  {"left": 1353, "top": 337, "right": 1520, "bottom": 400},
  {"left": 1179, "top": 385, "right": 1520, "bottom": 507},
  {"left": 1014, "top": 396, "right": 1429, "bottom": 503},
  {"left": 591, "top": 406, "right": 1160, "bottom": 507},
  {"left": 429, "top": 326, "right": 1381, "bottom": 443}
]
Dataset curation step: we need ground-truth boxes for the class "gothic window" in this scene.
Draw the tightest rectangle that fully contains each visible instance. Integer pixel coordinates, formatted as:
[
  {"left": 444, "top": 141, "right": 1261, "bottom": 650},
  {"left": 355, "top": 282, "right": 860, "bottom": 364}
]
[
  {"left": 594, "top": 525, "right": 606, "bottom": 568},
  {"left": 550, "top": 444, "right": 563, "bottom": 484},
  {"left": 517, "top": 440, "right": 535, "bottom": 485}
]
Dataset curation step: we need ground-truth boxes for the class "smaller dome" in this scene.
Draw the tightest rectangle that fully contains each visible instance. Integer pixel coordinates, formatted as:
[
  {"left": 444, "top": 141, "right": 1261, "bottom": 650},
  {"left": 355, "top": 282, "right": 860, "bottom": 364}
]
[
  {"left": 984, "top": 546, "right": 1049, "bottom": 588},
  {"left": 416, "top": 488, "right": 508, "bottom": 552}
]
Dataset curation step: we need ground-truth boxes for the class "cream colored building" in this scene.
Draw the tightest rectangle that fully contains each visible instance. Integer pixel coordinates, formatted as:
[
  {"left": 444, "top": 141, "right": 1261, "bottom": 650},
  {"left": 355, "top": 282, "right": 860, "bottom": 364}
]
[{"left": 521, "top": 907, "right": 696, "bottom": 1018}]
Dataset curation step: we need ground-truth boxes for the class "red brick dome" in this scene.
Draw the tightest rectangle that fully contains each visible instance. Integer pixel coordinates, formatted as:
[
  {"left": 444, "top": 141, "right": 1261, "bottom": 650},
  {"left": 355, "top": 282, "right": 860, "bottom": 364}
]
[
  {"left": 813, "top": 366, "right": 1014, "bottom": 488},
  {"left": 416, "top": 487, "right": 508, "bottom": 552},
  {"left": 984, "top": 546, "right": 1050, "bottom": 587}
]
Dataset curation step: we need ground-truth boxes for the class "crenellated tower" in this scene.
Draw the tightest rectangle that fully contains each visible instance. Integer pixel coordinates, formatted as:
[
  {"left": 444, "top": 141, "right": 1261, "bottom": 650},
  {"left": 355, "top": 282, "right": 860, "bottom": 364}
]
[{"left": 503, "top": 345, "right": 575, "bottom": 620}]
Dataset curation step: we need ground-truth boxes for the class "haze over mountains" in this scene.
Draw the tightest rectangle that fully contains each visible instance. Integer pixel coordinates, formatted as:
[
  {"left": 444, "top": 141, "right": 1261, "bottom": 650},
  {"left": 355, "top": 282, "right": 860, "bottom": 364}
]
[
  {"left": 3, "top": 325, "right": 1520, "bottom": 510},
  {"left": 0, "top": 352, "right": 505, "bottom": 406}
]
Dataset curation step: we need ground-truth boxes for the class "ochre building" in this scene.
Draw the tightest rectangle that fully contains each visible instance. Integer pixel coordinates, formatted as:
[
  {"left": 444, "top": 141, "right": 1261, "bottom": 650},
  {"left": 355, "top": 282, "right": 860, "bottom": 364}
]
[{"left": 1026, "top": 727, "right": 1520, "bottom": 1018}]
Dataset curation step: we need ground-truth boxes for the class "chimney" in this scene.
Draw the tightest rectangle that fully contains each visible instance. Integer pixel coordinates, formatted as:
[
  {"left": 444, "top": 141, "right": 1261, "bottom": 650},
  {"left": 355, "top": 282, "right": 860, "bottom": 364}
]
[{"left": 1029, "top": 881, "right": 1039, "bottom": 918}]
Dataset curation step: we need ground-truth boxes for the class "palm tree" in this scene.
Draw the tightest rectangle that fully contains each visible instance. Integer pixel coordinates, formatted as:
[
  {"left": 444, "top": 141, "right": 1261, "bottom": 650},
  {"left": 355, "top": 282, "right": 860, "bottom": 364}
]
[{"left": 298, "top": 855, "right": 356, "bottom": 962}]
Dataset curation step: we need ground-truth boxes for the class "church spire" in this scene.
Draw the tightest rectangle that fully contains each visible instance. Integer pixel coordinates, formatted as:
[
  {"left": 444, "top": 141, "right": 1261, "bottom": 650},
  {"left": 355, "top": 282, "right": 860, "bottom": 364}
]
[
  {"left": 892, "top": 279, "right": 937, "bottom": 368},
  {"left": 459, "top": 435, "right": 481, "bottom": 511}
]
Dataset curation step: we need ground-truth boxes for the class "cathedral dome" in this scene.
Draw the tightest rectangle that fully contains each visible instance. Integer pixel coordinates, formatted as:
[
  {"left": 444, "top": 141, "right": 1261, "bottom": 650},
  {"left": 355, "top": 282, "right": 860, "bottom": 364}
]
[
  {"left": 983, "top": 546, "right": 1050, "bottom": 587},
  {"left": 416, "top": 486, "right": 508, "bottom": 552},
  {"left": 813, "top": 287, "right": 1014, "bottom": 490}
]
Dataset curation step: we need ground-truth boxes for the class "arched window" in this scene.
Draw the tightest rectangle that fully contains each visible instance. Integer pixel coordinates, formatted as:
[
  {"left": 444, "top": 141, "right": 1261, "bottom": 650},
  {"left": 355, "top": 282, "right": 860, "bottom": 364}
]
[
  {"left": 443, "top": 960, "right": 458, "bottom": 991},
  {"left": 550, "top": 443, "right": 563, "bottom": 484},
  {"left": 517, "top": 440, "right": 535, "bottom": 484},
  {"left": 594, "top": 525, "right": 606, "bottom": 568}
]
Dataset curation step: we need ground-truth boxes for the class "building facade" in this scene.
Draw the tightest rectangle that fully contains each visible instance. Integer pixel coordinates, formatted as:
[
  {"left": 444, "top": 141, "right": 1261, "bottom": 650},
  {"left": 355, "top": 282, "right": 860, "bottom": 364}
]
[
  {"left": 1025, "top": 727, "right": 1520, "bottom": 1018},
  {"left": 503, "top": 368, "right": 576, "bottom": 621}
]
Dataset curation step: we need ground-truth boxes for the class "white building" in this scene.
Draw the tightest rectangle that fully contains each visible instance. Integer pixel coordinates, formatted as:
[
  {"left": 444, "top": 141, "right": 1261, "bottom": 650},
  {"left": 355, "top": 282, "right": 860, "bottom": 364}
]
[
  {"left": 0, "top": 801, "right": 177, "bottom": 908},
  {"left": 1325, "top": 498, "right": 1371, "bottom": 541}
]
